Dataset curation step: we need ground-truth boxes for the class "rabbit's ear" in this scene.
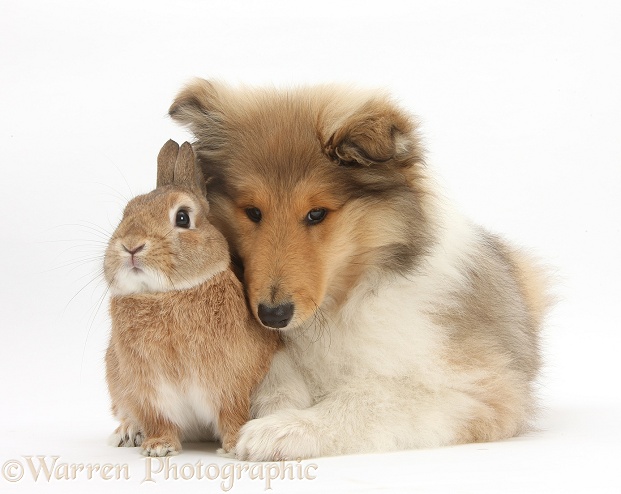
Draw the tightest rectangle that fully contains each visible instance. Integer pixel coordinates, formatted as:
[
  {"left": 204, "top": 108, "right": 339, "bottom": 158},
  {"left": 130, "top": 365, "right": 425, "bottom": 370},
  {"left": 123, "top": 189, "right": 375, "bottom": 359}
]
[
  {"left": 174, "top": 142, "right": 204, "bottom": 194},
  {"left": 157, "top": 139, "right": 180, "bottom": 187}
]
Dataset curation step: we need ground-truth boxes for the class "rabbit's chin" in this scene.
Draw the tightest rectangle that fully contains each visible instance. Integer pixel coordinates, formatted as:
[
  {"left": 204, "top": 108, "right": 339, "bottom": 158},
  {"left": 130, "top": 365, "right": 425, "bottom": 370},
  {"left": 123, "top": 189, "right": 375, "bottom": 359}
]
[
  {"left": 108, "top": 261, "right": 229, "bottom": 297},
  {"left": 108, "top": 265, "right": 170, "bottom": 296}
]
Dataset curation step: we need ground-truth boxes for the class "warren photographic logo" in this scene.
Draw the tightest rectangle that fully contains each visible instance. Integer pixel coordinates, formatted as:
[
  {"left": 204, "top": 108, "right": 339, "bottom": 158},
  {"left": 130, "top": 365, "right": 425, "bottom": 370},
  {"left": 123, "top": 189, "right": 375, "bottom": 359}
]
[
  {"left": 2, "top": 455, "right": 318, "bottom": 491},
  {"left": 2, "top": 456, "right": 128, "bottom": 483}
]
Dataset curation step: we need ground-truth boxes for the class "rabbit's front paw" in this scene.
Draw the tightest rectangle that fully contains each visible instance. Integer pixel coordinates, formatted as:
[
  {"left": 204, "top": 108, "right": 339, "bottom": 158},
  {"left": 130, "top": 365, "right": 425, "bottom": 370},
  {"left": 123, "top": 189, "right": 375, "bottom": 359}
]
[
  {"left": 109, "top": 420, "right": 144, "bottom": 447},
  {"left": 141, "top": 437, "right": 181, "bottom": 457},
  {"left": 216, "top": 447, "right": 236, "bottom": 458}
]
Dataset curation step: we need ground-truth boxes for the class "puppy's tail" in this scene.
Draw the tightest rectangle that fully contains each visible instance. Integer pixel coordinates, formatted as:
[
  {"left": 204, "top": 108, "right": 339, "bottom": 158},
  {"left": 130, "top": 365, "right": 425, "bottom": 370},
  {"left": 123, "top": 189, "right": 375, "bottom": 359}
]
[{"left": 510, "top": 249, "right": 555, "bottom": 330}]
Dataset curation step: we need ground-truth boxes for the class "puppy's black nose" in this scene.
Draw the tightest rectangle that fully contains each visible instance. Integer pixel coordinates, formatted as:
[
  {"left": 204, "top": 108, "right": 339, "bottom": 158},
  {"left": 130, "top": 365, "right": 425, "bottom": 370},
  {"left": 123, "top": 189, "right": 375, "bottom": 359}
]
[{"left": 257, "top": 302, "right": 294, "bottom": 329}]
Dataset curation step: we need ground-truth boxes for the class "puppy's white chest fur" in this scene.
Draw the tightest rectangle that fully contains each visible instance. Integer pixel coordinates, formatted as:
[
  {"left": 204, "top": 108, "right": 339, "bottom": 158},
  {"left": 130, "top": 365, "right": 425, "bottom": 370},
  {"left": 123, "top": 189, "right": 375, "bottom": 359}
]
[{"left": 155, "top": 380, "right": 220, "bottom": 441}]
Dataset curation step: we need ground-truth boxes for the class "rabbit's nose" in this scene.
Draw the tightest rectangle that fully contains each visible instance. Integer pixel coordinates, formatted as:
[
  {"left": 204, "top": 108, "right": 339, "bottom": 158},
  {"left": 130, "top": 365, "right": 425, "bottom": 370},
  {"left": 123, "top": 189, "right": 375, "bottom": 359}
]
[
  {"left": 123, "top": 244, "right": 146, "bottom": 256},
  {"left": 257, "top": 302, "right": 294, "bottom": 329}
]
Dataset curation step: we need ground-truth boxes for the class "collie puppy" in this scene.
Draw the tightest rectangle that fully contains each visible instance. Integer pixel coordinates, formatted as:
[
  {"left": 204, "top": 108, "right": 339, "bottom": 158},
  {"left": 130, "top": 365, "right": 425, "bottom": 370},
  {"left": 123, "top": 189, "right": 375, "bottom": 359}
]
[{"left": 169, "top": 80, "right": 550, "bottom": 460}]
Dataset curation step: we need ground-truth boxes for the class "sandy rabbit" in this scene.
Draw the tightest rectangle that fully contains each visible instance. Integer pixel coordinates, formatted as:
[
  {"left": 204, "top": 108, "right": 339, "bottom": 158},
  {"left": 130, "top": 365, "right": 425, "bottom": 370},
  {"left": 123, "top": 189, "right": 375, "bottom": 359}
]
[{"left": 104, "top": 140, "right": 280, "bottom": 456}]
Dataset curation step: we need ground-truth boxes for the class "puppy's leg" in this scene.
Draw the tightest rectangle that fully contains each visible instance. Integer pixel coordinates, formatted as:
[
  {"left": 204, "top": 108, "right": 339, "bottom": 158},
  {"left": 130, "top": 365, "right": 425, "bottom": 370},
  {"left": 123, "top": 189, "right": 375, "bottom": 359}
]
[
  {"left": 235, "top": 378, "right": 504, "bottom": 461},
  {"left": 250, "top": 350, "right": 313, "bottom": 418}
]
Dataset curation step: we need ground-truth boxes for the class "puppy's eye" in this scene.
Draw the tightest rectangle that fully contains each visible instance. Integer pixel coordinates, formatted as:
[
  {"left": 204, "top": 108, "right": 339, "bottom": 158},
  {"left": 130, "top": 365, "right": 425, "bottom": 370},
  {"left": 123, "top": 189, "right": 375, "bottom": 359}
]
[
  {"left": 245, "top": 207, "right": 262, "bottom": 223},
  {"left": 175, "top": 209, "right": 191, "bottom": 228},
  {"left": 305, "top": 208, "right": 327, "bottom": 225}
]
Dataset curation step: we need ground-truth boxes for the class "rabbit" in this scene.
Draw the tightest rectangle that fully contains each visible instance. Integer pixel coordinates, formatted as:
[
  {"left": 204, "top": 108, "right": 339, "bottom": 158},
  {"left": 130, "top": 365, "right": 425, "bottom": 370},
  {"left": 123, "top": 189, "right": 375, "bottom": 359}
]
[{"left": 104, "top": 139, "right": 281, "bottom": 457}]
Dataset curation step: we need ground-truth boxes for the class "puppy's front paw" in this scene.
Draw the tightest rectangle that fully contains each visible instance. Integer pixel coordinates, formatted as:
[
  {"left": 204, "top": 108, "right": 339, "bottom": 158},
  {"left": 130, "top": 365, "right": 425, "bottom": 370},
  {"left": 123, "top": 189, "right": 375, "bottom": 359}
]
[
  {"left": 235, "top": 411, "right": 321, "bottom": 461},
  {"left": 109, "top": 421, "right": 144, "bottom": 447},
  {"left": 140, "top": 437, "right": 181, "bottom": 457}
]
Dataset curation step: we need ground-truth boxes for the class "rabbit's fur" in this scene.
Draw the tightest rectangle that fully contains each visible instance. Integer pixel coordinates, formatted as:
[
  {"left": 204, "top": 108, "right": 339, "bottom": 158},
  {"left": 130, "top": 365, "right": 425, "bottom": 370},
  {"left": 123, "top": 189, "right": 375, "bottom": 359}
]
[{"left": 104, "top": 140, "right": 280, "bottom": 456}]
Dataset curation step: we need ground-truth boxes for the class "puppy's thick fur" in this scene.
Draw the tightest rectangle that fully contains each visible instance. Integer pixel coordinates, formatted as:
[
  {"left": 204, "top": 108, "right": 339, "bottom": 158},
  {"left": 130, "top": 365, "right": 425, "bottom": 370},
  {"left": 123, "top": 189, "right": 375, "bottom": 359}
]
[{"left": 170, "top": 80, "right": 550, "bottom": 460}]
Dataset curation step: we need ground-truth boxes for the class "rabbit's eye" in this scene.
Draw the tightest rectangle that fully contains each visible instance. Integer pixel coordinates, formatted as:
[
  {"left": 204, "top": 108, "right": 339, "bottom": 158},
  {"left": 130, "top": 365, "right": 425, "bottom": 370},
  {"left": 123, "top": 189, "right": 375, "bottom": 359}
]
[{"left": 176, "top": 209, "right": 191, "bottom": 228}]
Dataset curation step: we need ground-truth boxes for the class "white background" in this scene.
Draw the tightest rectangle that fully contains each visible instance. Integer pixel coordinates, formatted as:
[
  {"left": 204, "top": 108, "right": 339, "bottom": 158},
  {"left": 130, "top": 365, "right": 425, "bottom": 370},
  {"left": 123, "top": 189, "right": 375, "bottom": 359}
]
[{"left": 1, "top": 1, "right": 620, "bottom": 492}]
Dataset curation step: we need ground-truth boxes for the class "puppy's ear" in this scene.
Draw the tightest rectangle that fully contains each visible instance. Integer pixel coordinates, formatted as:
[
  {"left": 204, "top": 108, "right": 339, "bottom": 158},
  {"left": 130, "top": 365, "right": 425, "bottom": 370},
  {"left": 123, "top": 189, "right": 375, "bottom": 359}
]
[
  {"left": 325, "top": 98, "right": 423, "bottom": 167},
  {"left": 169, "top": 78, "right": 227, "bottom": 145}
]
